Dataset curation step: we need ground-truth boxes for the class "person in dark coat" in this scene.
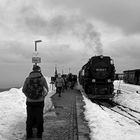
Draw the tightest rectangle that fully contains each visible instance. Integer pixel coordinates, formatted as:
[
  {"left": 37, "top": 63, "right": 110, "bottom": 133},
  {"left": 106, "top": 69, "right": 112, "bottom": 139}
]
[
  {"left": 22, "top": 65, "right": 49, "bottom": 139},
  {"left": 55, "top": 73, "right": 64, "bottom": 97}
]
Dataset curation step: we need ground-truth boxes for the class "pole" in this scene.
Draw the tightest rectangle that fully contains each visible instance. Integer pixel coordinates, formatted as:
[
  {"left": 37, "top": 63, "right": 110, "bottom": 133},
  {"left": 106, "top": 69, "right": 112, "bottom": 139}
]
[
  {"left": 62, "top": 69, "right": 64, "bottom": 75},
  {"left": 35, "top": 40, "right": 42, "bottom": 52},
  {"left": 34, "top": 40, "right": 42, "bottom": 65}
]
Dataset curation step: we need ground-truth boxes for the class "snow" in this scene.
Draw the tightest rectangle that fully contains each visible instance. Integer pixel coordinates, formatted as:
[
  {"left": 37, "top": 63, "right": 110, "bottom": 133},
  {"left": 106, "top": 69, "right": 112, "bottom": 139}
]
[
  {"left": 82, "top": 80, "right": 140, "bottom": 140},
  {"left": 0, "top": 77, "right": 56, "bottom": 140},
  {"left": 113, "top": 80, "right": 140, "bottom": 112},
  {"left": 1, "top": 78, "right": 140, "bottom": 140}
]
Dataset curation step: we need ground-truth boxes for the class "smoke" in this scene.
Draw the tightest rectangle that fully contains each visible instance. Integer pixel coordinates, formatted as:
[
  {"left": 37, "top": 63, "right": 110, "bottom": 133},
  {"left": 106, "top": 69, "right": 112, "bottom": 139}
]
[
  {"left": 80, "top": 22, "right": 103, "bottom": 55},
  {"left": 0, "top": 0, "right": 103, "bottom": 64},
  {"left": 19, "top": 5, "right": 103, "bottom": 55},
  {"left": 50, "top": 16, "right": 104, "bottom": 55}
]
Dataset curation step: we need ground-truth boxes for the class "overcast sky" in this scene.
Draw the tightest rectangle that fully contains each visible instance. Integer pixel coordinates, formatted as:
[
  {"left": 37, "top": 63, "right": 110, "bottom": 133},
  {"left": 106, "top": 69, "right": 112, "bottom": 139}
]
[{"left": 0, "top": 0, "right": 140, "bottom": 88}]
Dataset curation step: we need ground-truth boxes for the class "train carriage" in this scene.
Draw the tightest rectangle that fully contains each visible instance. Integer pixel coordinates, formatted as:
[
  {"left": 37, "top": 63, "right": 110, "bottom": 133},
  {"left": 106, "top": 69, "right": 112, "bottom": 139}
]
[{"left": 123, "top": 69, "right": 140, "bottom": 85}]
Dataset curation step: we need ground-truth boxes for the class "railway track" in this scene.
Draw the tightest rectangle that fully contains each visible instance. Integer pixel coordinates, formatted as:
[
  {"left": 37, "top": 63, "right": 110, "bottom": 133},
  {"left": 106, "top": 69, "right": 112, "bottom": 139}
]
[
  {"left": 112, "top": 102, "right": 140, "bottom": 114},
  {"left": 92, "top": 100, "right": 140, "bottom": 125},
  {"left": 113, "top": 88, "right": 140, "bottom": 113},
  {"left": 114, "top": 88, "right": 133, "bottom": 95}
]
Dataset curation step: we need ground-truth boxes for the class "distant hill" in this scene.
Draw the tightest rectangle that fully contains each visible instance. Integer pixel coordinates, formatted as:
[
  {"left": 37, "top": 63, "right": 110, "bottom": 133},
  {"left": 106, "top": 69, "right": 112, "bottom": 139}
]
[
  {"left": 0, "top": 87, "right": 20, "bottom": 92},
  {"left": 0, "top": 88, "right": 10, "bottom": 92}
]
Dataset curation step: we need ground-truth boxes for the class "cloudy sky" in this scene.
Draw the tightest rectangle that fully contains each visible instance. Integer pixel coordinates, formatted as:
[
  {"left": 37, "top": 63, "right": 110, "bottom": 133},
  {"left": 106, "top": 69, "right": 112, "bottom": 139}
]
[{"left": 0, "top": 0, "right": 140, "bottom": 88}]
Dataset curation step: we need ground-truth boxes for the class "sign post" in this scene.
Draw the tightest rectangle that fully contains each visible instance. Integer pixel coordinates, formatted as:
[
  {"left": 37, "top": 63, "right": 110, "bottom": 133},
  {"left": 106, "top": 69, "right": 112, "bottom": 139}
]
[
  {"left": 32, "top": 57, "right": 41, "bottom": 63},
  {"left": 32, "top": 40, "right": 42, "bottom": 65}
]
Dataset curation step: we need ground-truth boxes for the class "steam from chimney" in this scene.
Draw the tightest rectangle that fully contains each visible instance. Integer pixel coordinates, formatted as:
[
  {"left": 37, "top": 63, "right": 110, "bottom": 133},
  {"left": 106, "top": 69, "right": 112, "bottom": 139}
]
[
  {"left": 22, "top": 6, "right": 103, "bottom": 55},
  {"left": 81, "top": 23, "right": 103, "bottom": 55}
]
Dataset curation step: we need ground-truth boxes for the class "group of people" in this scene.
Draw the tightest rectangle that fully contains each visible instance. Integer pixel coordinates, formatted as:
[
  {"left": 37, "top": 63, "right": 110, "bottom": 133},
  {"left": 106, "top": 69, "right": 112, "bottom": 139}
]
[
  {"left": 22, "top": 65, "right": 77, "bottom": 139},
  {"left": 54, "top": 73, "right": 78, "bottom": 96}
]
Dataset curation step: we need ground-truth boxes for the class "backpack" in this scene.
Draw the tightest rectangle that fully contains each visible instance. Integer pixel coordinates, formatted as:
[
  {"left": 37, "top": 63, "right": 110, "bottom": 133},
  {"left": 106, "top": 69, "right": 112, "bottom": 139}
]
[
  {"left": 56, "top": 77, "right": 63, "bottom": 87},
  {"left": 25, "top": 74, "right": 43, "bottom": 99}
]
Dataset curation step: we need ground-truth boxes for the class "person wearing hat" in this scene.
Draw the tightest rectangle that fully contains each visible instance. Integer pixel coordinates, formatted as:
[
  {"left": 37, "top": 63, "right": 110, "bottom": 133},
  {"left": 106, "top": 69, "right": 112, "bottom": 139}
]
[{"left": 22, "top": 65, "right": 49, "bottom": 139}]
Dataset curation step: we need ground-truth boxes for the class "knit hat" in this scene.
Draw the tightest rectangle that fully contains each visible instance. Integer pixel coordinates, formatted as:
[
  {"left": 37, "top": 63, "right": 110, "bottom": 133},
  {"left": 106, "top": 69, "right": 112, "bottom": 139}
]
[{"left": 32, "top": 65, "right": 41, "bottom": 71}]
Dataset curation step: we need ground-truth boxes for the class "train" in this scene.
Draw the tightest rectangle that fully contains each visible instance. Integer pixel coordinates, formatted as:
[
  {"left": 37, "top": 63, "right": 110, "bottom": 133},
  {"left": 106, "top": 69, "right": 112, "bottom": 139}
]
[
  {"left": 79, "top": 55, "right": 115, "bottom": 99},
  {"left": 114, "top": 73, "right": 124, "bottom": 80},
  {"left": 123, "top": 69, "right": 140, "bottom": 85}
]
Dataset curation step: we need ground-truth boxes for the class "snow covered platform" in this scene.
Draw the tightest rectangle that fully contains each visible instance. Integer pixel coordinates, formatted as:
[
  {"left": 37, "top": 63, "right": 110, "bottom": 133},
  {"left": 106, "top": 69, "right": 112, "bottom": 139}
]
[
  {"left": 0, "top": 77, "right": 89, "bottom": 140},
  {"left": 3, "top": 80, "right": 140, "bottom": 139},
  {"left": 43, "top": 89, "right": 90, "bottom": 140}
]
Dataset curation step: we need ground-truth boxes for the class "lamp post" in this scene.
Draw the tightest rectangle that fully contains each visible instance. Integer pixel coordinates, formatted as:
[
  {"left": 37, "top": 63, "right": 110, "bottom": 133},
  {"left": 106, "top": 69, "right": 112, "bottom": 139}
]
[
  {"left": 32, "top": 40, "right": 42, "bottom": 65},
  {"left": 35, "top": 40, "right": 42, "bottom": 52}
]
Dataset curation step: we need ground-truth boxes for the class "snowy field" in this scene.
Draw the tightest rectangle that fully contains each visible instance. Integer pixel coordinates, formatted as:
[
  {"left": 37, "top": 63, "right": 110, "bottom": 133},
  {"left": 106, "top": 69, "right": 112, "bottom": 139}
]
[
  {"left": 83, "top": 80, "right": 140, "bottom": 140},
  {"left": 0, "top": 77, "right": 56, "bottom": 140}
]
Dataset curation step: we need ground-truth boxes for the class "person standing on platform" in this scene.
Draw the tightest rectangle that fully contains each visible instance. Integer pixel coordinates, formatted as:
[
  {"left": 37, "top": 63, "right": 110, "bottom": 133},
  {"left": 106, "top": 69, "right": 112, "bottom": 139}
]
[
  {"left": 22, "top": 65, "right": 49, "bottom": 139},
  {"left": 55, "top": 73, "right": 64, "bottom": 97}
]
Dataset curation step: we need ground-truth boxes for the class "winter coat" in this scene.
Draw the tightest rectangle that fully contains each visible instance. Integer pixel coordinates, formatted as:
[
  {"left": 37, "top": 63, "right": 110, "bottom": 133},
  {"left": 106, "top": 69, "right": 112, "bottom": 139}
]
[
  {"left": 55, "top": 77, "right": 64, "bottom": 87},
  {"left": 22, "top": 71, "right": 49, "bottom": 102}
]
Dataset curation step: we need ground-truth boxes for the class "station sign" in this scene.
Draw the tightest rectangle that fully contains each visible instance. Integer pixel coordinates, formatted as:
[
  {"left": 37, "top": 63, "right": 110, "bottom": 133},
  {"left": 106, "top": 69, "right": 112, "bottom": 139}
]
[{"left": 32, "top": 57, "right": 41, "bottom": 63}]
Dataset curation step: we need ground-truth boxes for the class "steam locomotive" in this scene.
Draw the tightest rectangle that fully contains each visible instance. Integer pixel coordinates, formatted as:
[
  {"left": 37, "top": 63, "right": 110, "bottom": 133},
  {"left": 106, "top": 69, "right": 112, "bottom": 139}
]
[{"left": 79, "top": 55, "right": 115, "bottom": 99}]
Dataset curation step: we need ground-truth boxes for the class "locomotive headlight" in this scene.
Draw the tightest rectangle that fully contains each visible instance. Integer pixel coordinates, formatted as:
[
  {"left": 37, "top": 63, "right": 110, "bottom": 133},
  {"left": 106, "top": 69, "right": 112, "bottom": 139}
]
[
  {"left": 107, "top": 79, "right": 111, "bottom": 83},
  {"left": 92, "top": 79, "right": 96, "bottom": 82}
]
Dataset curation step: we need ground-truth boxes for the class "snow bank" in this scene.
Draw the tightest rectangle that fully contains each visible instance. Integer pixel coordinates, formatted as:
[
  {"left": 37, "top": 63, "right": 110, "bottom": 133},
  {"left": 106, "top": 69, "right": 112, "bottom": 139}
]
[
  {"left": 0, "top": 88, "right": 26, "bottom": 140},
  {"left": 83, "top": 95, "right": 140, "bottom": 140},
  {"left": 0, "top": 77, "right": 56, "bottom": 140},
  {"left": 114, "top": 80, "right": 140, "bottom": 112},
  {"left": 44, "top": 77, "right": 56, "bottom": 114},
  {"left": 83, "top": 96, "right": 122, "bottom": 140},
  {"left": 83, "top": 80, "right": 140, "bottom": 140}
]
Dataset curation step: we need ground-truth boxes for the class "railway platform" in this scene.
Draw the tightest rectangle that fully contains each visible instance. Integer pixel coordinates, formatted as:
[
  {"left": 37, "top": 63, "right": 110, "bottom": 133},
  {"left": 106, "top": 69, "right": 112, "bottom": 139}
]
[{"left": 42, "top": 88, "right": 90, "bottom": 140}]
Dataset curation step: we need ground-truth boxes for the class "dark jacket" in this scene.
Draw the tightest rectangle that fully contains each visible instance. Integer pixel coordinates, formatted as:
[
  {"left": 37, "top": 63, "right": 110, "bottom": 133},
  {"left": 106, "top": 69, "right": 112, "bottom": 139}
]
[
  {"left": 22, "top": 71, "right": 49, "bottom": 102},
  {"left": 55, "top": 77, "right": 64, "bottom": 87}
]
